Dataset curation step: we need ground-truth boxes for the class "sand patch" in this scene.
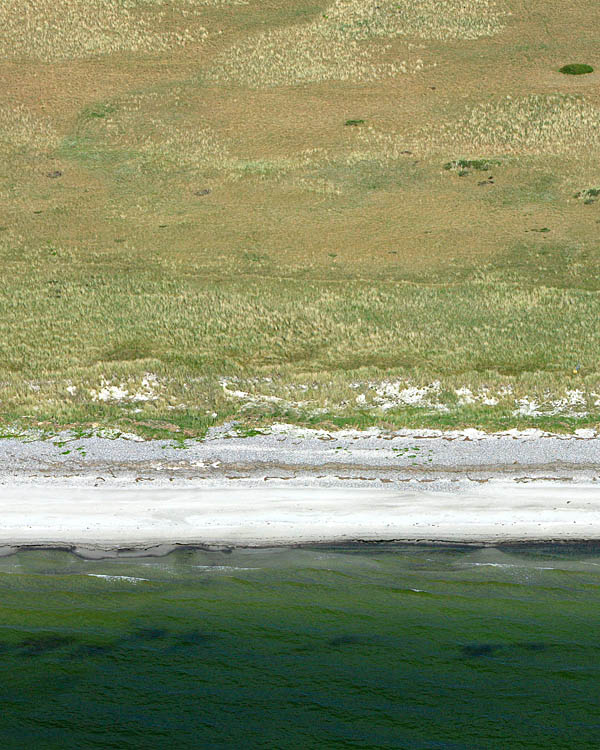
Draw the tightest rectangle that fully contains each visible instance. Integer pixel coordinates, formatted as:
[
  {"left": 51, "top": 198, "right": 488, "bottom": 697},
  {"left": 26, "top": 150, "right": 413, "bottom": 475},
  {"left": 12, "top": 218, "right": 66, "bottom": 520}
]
[
  {"left": 90, "top": 374, "right": 161, "bottom": 404},
  {"left": 1, "top": 482, "right": 599, "bottom": 547}
]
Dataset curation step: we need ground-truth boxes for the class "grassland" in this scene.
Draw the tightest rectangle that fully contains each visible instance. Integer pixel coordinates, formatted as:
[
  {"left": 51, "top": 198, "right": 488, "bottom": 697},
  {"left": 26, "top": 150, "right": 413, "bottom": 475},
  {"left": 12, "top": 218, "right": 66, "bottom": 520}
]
[{"left": 1, "top": 0, "right": 600, "bottom": 438}]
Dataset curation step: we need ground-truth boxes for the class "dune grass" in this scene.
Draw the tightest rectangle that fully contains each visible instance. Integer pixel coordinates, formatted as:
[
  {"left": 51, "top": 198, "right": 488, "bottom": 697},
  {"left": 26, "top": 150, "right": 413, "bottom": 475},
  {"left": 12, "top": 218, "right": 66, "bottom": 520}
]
[
  {"left": 1, "top": 0, "right": 600, "bottom": 436},
  {"left": 1, "top": 240, "right": 599, "bottom": 436}
]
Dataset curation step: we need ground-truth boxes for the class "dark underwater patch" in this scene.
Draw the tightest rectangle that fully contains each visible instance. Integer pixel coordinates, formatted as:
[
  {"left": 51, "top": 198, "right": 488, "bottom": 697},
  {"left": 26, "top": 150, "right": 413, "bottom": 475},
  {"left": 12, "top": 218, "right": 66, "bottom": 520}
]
[
  {"left": 329, "top": 634, "right": 371, "bottom": 647},
  {"left": 167, "top": 630, "right": 217, "bottom": 653},
  {"left": 131, "top": 627, "right": 169, "bottom": 641},
  {"left": 177, "top": 629, "right": 216, "bottom": 645},
  {"left": 516, "top": 642, "right": 547, "bottom": 652},
  {"left": 18, "top": 634, "right": 76, "bottom": 657},
  {"left": 71, "top": 643, "right": 113, "bottom": 658},
  {"left": 462, "top": 642, "right": 548, "bottom": 659},
  {"left": 462, "top": 643, "right": 501, "bottom": 658}
]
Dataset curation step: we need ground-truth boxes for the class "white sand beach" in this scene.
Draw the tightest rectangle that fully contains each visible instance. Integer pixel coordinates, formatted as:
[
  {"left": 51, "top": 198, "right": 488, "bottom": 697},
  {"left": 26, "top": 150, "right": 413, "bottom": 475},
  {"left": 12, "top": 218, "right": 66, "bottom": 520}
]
[{"left": 1, "top": 481, "right": 599, "bottom": 554}]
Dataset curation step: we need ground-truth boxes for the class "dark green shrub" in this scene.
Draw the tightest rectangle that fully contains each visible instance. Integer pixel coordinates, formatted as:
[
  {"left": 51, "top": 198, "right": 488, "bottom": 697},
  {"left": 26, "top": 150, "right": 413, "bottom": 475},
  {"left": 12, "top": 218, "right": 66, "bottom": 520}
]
[
  {"left": 575, "top": 187, "right": 600, "bottom": 204},
  {"left": 559, "top": 63, "right": 593, "bottom": 75},
  {"left": 443, "top": 158, "right": 500, "bottom": 172},
  {"left": 344, "top": 119, "right": 365, "bottom": 126}
]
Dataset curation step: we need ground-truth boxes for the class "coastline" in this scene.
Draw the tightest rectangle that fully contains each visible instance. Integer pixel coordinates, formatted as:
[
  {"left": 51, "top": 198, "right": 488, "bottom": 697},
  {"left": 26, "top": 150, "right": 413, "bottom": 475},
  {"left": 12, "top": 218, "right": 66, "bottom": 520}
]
[{"left": 1, "top": 423, "right": 599, "bottom": 554}]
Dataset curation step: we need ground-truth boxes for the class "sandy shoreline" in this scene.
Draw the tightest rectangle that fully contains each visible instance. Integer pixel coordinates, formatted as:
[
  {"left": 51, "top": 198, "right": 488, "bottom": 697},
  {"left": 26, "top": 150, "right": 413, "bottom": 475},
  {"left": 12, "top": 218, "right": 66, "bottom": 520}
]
[
  {"left": 0, "top": 424, "right": 599, "bottom": 553},
  {"left": 1, "top": 482, "right": 600, "bottom": 557}
]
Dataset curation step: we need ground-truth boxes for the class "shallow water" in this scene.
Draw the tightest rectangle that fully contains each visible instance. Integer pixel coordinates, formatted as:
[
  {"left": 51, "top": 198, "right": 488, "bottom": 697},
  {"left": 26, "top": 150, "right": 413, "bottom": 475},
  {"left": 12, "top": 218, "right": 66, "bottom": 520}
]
[{"left": 1, "top": 544, "right": 599, "bottom": 748}]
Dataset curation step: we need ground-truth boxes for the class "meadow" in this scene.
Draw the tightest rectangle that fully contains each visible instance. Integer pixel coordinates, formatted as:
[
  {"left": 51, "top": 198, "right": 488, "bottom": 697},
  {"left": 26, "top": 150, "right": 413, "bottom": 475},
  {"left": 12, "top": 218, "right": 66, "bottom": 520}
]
[{"left": 1, "top": 0, "right": 600, "bottom": 437}]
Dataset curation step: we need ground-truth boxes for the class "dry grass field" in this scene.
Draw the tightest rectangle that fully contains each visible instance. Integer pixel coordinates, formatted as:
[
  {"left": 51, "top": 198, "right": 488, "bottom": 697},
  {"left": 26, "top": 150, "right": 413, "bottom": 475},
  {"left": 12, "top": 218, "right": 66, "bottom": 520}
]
[{"left": 1, "top": 0, "right": 600, "bottom": 437}]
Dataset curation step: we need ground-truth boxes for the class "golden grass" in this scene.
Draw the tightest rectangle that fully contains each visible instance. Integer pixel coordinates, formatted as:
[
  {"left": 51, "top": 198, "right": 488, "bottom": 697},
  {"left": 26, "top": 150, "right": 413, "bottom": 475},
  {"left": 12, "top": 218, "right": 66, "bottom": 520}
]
[
  {"left": 426, "top": 95, "right": 600, "bottom": 157},
  {"left": 356, "top": 95, "right": 600, "bottom": 160},
  {"left": 205, "top": 3, "right": 431, "bottom": 87},
  {"left": 0, "top": 104, "right": 59, "bottom": 153},
  {"left": 0, "top": 0, "right": 210, "bottom": 60},
  {"left": 206, "top": 23, "right": 412, "bottom": 87},
  {"left": 207, "top": 0, "right": 508, "bottom": 87},
  {"left": 324, "top": 0, "right": 509, "bottom": 41}
]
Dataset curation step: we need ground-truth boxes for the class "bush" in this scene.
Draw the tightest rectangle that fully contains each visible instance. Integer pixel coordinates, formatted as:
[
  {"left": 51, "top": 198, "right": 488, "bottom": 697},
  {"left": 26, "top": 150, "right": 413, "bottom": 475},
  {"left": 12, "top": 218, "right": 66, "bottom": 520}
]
[
  {"left": 575, "top": 187, "right": 600, "bottom": 204},
  {"left": 559, "top": 63, "right": 594, "bottom": 75},
  {"left": 443, "top": 158, "right": 500, "bottom": 172}
]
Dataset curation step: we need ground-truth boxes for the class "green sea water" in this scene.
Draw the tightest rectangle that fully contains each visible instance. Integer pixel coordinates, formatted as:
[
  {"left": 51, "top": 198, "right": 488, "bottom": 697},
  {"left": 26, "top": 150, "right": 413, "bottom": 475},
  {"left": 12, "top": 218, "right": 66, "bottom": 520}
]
[{"left": 1, "top": 544, "right": 599, "bottom": 749}]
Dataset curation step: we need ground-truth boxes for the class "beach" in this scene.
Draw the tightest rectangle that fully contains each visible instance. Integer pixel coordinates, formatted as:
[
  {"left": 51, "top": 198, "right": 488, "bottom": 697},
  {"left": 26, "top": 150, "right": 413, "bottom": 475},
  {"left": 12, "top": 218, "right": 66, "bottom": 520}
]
[
  {"left": 2, "top": 425, "right": 600, "bottom": 748},
  {"left": 1, "top": 482, "right": 599, "bottom": 556},
  {"left": 1, "top": 424, "right": 599, "bottom": 554}
]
